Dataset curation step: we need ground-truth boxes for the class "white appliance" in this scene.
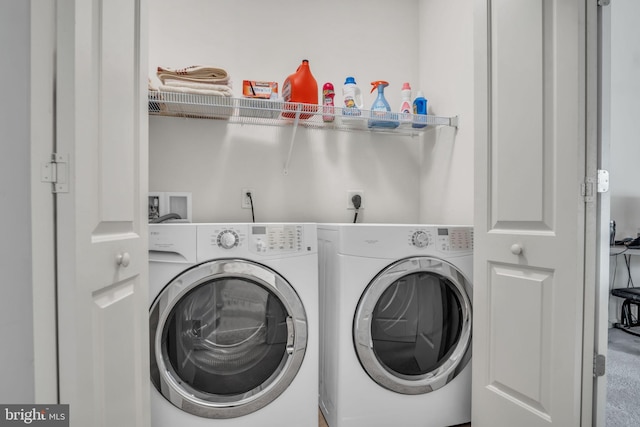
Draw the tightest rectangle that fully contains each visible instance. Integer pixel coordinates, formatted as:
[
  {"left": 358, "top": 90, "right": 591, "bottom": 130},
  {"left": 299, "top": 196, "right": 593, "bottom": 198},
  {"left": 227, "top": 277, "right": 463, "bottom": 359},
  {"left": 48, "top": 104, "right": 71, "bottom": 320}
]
[
  {"left": 148, "top": 223, "right": 318, "bottom": 427},
  {"left": 318, "top": 224, "right": 473, "bottom": 427}
]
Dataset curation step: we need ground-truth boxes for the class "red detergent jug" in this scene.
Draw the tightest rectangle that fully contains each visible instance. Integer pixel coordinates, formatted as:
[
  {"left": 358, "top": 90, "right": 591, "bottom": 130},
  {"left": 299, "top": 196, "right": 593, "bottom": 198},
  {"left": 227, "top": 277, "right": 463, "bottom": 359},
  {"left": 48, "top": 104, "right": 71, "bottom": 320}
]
[{"left": 282, "top": 59, "right": 318, "bottom": 119}]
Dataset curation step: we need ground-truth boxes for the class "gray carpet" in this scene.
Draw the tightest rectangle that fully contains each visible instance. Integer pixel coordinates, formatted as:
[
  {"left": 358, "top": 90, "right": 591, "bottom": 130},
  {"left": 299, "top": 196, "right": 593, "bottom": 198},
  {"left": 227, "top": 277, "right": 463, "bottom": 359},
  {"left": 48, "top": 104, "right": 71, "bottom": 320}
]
[{"left": 607, "top": 327, "right": 640, "bottom": 426}]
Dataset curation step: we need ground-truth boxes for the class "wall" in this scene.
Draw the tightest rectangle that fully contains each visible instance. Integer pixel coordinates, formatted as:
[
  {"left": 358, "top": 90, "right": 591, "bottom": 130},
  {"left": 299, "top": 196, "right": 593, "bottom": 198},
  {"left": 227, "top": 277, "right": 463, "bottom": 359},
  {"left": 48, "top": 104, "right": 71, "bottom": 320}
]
[
  {"left": 0, "top": 0, "right": 35, "bottom": 403},
  {"left": 609, "top": 0, "right": 640, "bottom": 321},
  {"left": 610, "top": 0, "right": 640, "bottom": 239},
  {"left": 148, "top": 0, "right": 474, "bottom": 225},
  {"left": 418, "top": 0, "right": 474, "bottom": 225}
]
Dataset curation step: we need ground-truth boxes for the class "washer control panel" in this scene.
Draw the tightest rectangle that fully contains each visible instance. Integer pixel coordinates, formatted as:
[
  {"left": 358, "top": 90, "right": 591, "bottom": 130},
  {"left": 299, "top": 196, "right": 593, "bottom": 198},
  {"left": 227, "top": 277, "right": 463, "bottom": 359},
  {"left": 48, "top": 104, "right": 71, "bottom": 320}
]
[
  {"left": 407, "top": 227, "right": 473, "bottom": 253},
  {"left": 199, "top": 224, "right": 314, "bottom": 259},
  {"left": 249, "top": 224, "right": 304, "bottom": 254},
  {"left": 436, "top": 227, "right": 474, "bottom": 252}
]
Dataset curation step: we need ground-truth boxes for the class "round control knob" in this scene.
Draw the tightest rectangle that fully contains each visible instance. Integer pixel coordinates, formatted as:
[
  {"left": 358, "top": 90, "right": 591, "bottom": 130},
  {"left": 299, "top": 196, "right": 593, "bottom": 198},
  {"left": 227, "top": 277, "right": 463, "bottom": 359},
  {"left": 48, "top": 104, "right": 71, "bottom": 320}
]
[
  {"left": 411, "top": 231, "right": 430, "bottom": 248},
  {"left": 217, "top": 230, "right": 239, "bottom": 249}
]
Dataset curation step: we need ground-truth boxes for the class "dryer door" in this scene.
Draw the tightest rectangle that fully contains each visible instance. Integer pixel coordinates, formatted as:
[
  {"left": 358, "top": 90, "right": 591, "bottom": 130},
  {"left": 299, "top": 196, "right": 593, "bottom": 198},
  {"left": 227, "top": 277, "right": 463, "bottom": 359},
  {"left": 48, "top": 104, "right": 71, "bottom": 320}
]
[
  {"left": 353, "top": 256, "right": 472, "bottom": 395},
  {"left": 149, "top": 259, "right": 307, "bottom": 418}
]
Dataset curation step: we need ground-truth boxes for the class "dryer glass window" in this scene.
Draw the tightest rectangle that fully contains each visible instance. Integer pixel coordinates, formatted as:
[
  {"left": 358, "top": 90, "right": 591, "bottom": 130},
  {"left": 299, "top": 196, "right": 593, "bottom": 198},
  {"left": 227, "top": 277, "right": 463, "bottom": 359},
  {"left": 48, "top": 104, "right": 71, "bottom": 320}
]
[
  {"left": 371, "top": 272, "right": 462, "bottom": 376},
  {"left": 162, "top": 277, "right": 288, "bottom": 395}
]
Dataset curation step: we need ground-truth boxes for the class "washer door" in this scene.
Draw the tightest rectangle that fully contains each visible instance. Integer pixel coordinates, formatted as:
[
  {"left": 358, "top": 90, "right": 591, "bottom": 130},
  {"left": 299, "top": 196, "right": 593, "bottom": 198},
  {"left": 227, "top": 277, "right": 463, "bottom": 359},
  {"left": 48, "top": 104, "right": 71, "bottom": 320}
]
[
  {"left": 149, "top": 259, "right": 307, "bottom": 418},
  {"left": 353, "top": 256, "right": 472, "bottom": 395}
]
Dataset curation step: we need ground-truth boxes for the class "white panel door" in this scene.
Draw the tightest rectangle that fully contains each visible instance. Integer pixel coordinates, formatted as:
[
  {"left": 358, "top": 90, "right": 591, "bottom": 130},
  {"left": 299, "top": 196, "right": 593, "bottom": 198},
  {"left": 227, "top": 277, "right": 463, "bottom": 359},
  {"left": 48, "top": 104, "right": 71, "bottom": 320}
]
[
  {"left": 473, "top": 0, "right": 589, "bottom": 426},
  {"left": 55, "top": 0, "right": 150, "bottom": 425}
]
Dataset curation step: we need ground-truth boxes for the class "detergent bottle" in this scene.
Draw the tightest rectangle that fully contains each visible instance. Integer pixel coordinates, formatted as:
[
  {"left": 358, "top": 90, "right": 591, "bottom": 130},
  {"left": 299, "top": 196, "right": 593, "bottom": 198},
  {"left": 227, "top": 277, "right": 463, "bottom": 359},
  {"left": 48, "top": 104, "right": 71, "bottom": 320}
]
[
  {"left": 282, "top": 59, "right": 318, "bottom": 119},
  {"left": 322, "top": 82, "right": 335, "bottom": 122},
  {"left": 342, "top": 76, "right": 363, "bottom": 117},
  {"left": 412, "top": 91, "right": 428, "bottom": 128},
  {"left": 368, "top": 80, "right": 398, "bottom": 129},
  {"left": 399, "top": 82, "right": 412, "bottom": 123}
]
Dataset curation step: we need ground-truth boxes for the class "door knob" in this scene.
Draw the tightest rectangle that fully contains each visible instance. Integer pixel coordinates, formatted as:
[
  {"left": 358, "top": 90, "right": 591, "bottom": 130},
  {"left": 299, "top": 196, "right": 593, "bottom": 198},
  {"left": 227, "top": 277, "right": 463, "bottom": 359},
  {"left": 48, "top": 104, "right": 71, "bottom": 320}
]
[
  {"left": 116, "top": 252, "right": 131, "bottom": 267},
  {"left": 510, "top": 244, "right": 523, "bottom": 255}
]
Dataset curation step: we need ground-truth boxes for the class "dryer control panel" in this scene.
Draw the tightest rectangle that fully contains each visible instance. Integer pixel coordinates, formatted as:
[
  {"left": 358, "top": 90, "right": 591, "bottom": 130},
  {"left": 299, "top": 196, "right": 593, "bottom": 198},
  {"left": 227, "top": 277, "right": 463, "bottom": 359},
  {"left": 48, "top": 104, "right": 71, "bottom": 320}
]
[
  {"left": 407, "top": 227, "right": 473, "bottom": 253},
  {"left": 436, "top": 227, "right": 474, "bottom": 252},
  {"left": 248, "top": 224, "right": 304, "bottom": 254}
]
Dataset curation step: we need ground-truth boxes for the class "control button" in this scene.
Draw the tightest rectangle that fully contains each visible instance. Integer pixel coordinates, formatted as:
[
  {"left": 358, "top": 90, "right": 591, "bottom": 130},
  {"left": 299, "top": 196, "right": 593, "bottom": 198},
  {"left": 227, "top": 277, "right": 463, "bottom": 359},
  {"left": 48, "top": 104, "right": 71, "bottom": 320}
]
[
  {"left": 256, "top": 240, "right": 267, "bottom": 252},
  {"left": 411, "top": 231, "right": 430, "bottom": 248},
  {"left": 217, "top": 230, "right": 239, "bottom": 249}
]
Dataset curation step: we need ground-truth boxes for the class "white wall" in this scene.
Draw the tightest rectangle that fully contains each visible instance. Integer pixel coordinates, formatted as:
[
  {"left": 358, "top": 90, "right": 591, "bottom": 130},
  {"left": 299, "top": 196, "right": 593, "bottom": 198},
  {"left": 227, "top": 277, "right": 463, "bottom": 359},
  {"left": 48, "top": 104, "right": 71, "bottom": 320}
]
[
  {"left": 418, "top": 0, "right": 474, "bottom": 225},
  {"left": 0, "top": 0, "right": 35, "bottom": 403},
  {"left": 609, "top": 0, "right": 640, "bottom": 322},
  {"left": 610, "top": 0, "right": 640, "bottom": 239},
  {"left": 148, "top": 0, "right": 474, "bottom": 225}
]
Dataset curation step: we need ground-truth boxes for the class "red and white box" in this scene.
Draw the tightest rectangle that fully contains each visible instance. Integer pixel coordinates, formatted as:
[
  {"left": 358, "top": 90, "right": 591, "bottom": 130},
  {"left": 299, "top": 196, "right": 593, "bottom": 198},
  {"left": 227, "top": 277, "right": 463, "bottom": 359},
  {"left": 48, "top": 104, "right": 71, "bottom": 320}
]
[{"left": 242, "top": 80, "right": 278, "bottom": 99}]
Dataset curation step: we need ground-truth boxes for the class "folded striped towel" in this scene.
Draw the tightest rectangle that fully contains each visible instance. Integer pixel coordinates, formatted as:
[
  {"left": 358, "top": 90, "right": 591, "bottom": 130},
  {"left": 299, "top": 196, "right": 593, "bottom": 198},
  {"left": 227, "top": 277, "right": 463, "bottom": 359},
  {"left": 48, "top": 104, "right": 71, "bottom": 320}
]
[{"left": 157, "top": 65, "right": 230, "bottom": 85}]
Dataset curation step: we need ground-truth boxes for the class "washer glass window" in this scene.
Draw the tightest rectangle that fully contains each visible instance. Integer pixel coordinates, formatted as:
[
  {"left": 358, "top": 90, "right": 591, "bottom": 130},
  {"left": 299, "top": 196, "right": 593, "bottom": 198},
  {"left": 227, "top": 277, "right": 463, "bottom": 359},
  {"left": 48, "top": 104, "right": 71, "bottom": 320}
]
[
  {"left": 164, "top": 277, "right": 288, "bottom": 395},
  {"left": 371, "top": 272, "right": 461, "bottom": 376},
  {"left": 353, "top": 257, "right": 472, "bottom": 395},
  {"left": 150, "top": 259, "right": 307, "bottom": 418}
]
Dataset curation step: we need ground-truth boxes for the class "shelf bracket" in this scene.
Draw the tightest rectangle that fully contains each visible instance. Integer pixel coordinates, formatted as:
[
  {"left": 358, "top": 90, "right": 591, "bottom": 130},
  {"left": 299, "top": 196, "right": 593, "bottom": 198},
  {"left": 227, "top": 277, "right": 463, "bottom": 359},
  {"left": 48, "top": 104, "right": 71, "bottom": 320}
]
[{"left": 283, "top": 103, "right": 302, "bottom": 175}]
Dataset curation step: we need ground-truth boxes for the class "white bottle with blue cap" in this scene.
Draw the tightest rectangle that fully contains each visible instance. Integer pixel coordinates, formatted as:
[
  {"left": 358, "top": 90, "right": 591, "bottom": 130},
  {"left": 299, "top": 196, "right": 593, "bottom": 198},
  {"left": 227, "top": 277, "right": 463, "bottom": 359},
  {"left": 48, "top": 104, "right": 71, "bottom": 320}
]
[{"left": 342, "top": 76, "right": 363, "bottom": 117}]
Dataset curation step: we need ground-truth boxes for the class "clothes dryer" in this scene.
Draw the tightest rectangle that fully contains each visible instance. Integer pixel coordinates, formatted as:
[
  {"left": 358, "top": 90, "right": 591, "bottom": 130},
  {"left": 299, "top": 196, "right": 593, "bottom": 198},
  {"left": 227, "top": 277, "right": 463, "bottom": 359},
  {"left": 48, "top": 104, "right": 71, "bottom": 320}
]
[
  {"left": 149, "top": 223, "right": 318, "bottom": 427},
  {"left": 318, "top": 224, "right": 473, "bottom": 427}
]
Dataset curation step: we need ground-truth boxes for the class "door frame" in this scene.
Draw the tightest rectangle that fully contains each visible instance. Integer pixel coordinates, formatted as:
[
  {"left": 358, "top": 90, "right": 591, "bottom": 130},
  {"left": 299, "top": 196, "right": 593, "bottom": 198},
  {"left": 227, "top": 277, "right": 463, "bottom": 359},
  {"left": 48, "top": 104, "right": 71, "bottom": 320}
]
[
  {"left": 580, "top": 0, "right": 600, "bottom": 423},
  {"left": 590, "top": 1, "right": 611, "bottom": 426},
  {"left": 30, "top": 0, "right": 59, "bottom": 404}
]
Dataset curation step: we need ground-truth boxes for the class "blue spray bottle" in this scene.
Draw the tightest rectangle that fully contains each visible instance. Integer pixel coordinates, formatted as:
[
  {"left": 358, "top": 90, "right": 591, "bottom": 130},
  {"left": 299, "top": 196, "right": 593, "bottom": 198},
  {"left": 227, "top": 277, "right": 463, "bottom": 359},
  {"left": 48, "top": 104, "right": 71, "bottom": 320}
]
[{"left": 368, "top": 80, "right": 399, "bottom": 129}]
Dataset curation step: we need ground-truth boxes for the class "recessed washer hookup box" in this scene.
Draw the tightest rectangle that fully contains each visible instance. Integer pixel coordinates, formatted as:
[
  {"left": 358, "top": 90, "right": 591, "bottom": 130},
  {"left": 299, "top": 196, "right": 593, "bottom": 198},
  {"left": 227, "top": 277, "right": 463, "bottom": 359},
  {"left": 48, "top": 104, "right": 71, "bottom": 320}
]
[{"left": 242, "top": 80, "right": 278, "bottom": 99}]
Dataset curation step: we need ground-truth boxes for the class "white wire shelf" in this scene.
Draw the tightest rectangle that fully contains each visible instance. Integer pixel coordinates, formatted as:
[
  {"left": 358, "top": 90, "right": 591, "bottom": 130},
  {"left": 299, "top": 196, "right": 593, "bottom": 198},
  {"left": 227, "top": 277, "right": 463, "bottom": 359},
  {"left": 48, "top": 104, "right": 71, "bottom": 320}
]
[{"left": 148, "top": 91, "right": 459, "bottom": 135}]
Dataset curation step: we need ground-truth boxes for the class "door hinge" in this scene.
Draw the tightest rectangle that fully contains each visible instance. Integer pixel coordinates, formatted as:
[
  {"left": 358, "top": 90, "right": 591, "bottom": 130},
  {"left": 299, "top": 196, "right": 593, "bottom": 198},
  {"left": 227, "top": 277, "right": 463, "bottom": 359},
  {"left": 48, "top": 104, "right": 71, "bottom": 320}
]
[
  {"left": 40, "top": 153, "right": 69, "bottom": 193},
  {"left": 597, "top": 169, "right": 609, "bottom": 193},
  {"left": 582, "top": 171, "right": 609, "bottom": 202},
  {"left": 594, "top": 353, "right": 606, "bottom": 377},
  {"left": 582, "top": 177, "right": 595, "bottom": 202},
  {"left": 598, "top": 0, "right": 610, "bottom": 7}
]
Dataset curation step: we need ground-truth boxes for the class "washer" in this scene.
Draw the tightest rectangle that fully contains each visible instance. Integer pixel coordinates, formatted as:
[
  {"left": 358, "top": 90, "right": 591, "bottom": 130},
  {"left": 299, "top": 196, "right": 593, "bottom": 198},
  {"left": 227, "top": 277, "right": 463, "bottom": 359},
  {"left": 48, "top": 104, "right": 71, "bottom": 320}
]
[
  {"left": 318, "top": 224, "right": 473, "bottom": 427},
  {"left": 149, "top": 223, "right": 318, "bottom": 427}
]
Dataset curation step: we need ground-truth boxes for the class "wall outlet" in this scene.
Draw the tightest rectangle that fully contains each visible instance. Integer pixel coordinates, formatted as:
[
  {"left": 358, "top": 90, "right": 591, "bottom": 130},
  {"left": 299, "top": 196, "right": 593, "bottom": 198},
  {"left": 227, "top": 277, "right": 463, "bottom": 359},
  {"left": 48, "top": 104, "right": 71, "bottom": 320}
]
[
  {"left": 241, "top": 188, "right": 255, "bottom": 209},
  {"left": 347, "top": 190, "right": 364, "bottom": 210}
]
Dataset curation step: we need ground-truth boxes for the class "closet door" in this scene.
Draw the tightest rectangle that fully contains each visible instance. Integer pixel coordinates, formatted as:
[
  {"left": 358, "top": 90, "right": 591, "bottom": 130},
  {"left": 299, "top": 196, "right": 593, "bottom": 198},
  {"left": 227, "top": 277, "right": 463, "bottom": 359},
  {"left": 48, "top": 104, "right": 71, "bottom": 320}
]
[
  {"left": 473, "top": 0, "right": 593, "bottom": 426},
  {"left": 55, "top": 0, "right": 149, "bottom": 425}
]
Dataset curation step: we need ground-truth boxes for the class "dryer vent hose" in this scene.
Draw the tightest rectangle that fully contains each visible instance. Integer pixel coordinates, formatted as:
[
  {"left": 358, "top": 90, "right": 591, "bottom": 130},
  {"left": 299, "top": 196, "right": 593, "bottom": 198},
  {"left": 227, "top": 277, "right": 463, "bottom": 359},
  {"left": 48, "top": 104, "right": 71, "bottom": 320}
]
[{"left": 150, "top": 213, "right": 182, "bottom": 223}]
